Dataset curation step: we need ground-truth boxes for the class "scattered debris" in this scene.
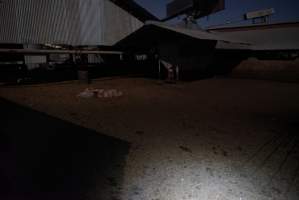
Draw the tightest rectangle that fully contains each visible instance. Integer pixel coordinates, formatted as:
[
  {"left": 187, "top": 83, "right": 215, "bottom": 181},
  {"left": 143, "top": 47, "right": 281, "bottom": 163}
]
[
  {"left": 271, "top": 187, "right": 282, "bottom": 195},
  {"left": 237, "top": 146, "right": 243, "bottom": 152},
  {"left": 107, "top": 177, "right": 118, "bottom": 187},
  {"left": 222, "top": 150, "right": 228, "bottom": 157},
  {"left": 206, "top": 167, "right": 214, "bottom": 177},
  {"left": 130, "top": 185, "right": 143, "bottom": 196},
  {"left": 77, "top": 88, "right": 123, "bottom": 99},
  {"left": 212, "top": 146, "right": 218, "bottom": 155},
  {"left": 135, "top": 130, "right": 144, "bottom": 135},
  {"left": 77, "top": 88, "right": 94, "bottom": 98},
  {"left": 179, "top": 145, "right": 192, "bottom": 153}
]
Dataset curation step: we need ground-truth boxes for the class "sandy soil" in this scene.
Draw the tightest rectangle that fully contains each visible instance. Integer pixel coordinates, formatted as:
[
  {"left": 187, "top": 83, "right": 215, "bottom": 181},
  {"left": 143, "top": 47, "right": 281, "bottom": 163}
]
[
  {"left": 1, "top": 77, "right": 299, "bottom": 200},
  {"left": 231, "top": 58, "right": 299, "bottom": 82}
]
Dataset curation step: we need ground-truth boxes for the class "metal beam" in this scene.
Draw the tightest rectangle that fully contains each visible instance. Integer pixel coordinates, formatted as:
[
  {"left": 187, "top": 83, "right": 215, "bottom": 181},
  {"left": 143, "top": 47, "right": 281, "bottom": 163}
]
[{"left": 0, "top": 49, "right": 123, "bottom": 55}]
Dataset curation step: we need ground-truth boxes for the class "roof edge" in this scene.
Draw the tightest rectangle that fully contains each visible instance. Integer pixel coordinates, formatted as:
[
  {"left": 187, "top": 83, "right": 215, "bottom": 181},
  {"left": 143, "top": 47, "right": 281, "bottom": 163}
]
[{"left": 208, "top": 21, "right": 299, "bottom": 32}]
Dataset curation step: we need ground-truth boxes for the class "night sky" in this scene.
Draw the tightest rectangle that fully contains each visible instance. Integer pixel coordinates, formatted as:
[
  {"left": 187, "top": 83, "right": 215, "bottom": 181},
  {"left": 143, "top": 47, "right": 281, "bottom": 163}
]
[{"left": 135, "top": 0, "right": 299, "bottom": 27}]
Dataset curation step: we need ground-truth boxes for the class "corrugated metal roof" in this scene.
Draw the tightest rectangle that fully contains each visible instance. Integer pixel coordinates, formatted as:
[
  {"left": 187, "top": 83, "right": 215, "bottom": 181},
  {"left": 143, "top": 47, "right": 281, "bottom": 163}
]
[
  {"left": 116, "top": 21, "right": 251, "bottom": 50},
  {"left": 209, "top": 22, "right": 299, "bottom": 50},
  {"left": 208, "top": 21, "right": 299, "bottom": 32},
  {"left": 117, "top": 21, "right": 299, "bottom": 51},
  {"left": 0, "top": 48, "right": 122, "bottom": 55},
  {"left": 0, "top": 0, "right": 143, "bottom": 46}
]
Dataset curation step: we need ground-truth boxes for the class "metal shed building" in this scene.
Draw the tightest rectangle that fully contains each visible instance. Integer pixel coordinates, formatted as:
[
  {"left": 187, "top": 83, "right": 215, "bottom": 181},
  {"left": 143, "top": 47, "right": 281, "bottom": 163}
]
[{"left": 0, "top": 0, "right": 143, "bottom": 46}]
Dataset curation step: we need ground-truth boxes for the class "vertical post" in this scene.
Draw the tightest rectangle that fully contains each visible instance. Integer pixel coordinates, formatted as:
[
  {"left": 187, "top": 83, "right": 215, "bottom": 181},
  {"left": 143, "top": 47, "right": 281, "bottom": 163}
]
[
  {"left": 158, "top": 59, "right": 161, "bottom": 80},
  {"left": 77, "top": 53, "right": 90, "bottom": 84},
  {"left": 176, "top": 65, "right": 180, "bottom": 81}
]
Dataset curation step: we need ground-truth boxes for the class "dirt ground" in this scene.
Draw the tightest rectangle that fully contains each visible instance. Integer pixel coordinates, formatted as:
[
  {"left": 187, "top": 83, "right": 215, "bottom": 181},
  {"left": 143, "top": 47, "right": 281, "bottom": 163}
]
[
  {"left": 231, "top": 58, "right": 299, "bottom": 82},
  {"left": 1, "top": 77, "right": 299, "bottom": 200}
]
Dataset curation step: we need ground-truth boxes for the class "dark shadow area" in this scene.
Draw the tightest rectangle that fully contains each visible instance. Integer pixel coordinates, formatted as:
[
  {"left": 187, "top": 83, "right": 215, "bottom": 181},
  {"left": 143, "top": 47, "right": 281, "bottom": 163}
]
[
  {"left": 0, "top": 47, "right": 251, "bottom": 84},
  {"left": 0, "top": 63, "right": 135, "bottom": 85},
  {"left": 148, "top": 49, "right": 250, "bottom": 81},
  {"left": 0, "top": 54, "right": 156, "bottom": 85},
  {"left": 115, "top": 24, "right": 255, "bottom": 82},
  {"left": 0, "top": 98, "right": 130, "bottom": 200},
  {"left": 208, "top": 49, "right": 249, "bottom": 75}
]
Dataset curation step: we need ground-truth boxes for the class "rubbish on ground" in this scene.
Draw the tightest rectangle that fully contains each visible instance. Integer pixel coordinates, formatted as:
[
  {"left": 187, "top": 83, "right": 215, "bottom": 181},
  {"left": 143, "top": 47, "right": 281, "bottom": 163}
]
[
  {"left": 77, "top": 88, "right": 94, "bottom": 98},
  {"left": 179, "top": 145, "right": 192, "bottom": 153},
  {"left": 77, "top": 88, "right": 123, "bottom": 99}
]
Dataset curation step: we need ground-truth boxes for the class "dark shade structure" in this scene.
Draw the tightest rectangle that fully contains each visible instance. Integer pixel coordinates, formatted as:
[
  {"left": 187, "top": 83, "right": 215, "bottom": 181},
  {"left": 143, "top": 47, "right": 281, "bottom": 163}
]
[{"left": 0, "top": 98, "right": 130, "bottom": 200}]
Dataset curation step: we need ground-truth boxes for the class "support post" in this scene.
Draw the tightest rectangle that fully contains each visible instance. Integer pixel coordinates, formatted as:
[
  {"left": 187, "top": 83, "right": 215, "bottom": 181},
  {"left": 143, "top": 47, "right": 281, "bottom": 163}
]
[
  {"left": 176, "top": 65, "right": 180, "bottom": 81},
  {"left": 158, "top": 59, "right": 161, "bottom": 80}
]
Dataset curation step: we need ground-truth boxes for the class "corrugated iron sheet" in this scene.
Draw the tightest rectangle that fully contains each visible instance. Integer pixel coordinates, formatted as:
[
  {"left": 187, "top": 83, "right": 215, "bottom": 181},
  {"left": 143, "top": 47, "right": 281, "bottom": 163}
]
[
  {"left": 0, "top": 0, "right": 143, "bottom": 46},
  {"left": 117, "top": 21, "right": 299, "bottom": 51},
  {"left": 210, "top": 24, "right": 299, "bottom": 50},
  {"left": 116, "top": 21, "right": 251, "bottom": 50},
  {"left": 147, "top": 21, "right": 249, "bottom": 45}
]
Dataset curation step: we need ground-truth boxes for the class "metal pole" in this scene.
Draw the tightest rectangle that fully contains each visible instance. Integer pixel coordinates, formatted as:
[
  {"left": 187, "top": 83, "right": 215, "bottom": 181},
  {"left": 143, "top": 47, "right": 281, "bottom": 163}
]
[
  {"left": 176, "top": 65, "right": 180, "bottom": 81},
  {"left": 158, "top": 59, "right": 161, "bottom": 80}
]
